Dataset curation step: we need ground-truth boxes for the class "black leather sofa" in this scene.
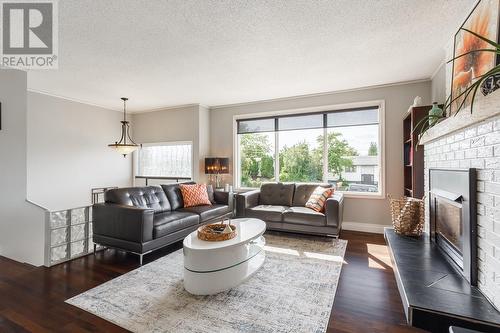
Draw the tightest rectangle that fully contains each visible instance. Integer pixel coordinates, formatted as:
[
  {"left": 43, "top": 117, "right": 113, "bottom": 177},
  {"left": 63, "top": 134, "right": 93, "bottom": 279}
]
[
  {"left": 236, "top": 183, "right": 344, "bottom": 237},
  {"left": 92, "top": 183, "right": 232, "bottom": 264}
]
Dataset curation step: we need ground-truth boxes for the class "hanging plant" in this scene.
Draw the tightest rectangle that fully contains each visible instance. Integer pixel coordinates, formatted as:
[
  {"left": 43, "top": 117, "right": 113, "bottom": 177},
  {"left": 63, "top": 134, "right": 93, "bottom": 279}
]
[
  {"left": 412, "top": 113, "right": 447, "bottom": 148},
  {"left": 413, "top": 28, "right": 500, "bottom": 146}
]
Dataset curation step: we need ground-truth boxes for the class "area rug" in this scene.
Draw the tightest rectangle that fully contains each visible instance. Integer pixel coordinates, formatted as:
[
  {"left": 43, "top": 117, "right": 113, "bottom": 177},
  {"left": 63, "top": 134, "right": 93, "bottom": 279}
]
[{"left": 66, "top": 234, "right": 347, "bottom": 333}]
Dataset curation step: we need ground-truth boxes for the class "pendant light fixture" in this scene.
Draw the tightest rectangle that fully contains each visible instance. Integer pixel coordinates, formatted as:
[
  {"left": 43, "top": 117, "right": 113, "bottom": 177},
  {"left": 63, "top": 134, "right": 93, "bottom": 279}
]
[{"left": 108, "top": 97, "right": 141, "bottom": 157}]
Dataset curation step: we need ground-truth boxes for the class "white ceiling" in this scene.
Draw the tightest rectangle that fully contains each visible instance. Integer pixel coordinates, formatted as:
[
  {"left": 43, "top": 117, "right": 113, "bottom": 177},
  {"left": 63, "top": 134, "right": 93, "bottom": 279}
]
[{"left": 27, "top": 0, "right": 474, "bottom": 112}]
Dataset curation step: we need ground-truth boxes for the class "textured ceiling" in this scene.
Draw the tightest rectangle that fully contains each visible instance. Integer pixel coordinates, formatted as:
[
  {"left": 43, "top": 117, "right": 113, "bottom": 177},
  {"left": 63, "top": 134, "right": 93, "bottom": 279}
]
[{"left": 27, "top": 0, "right": 474, "bottom": 111}]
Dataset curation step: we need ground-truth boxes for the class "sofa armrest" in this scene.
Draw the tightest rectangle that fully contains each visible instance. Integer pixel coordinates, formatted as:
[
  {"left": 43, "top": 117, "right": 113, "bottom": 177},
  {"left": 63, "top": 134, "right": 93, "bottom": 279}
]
[
  {"left": 214, "top": 191, "right": 229, "bottom": 205},
  {"left": 92, "top": 203, "right": 155, "bottom": 243},
  {"left": 325, "top": 192, "right": 344, "bottom": 229},
  {"left": 235, "top": 190, "right": 260, "bottom": 217},
  {"left": 214, "top": 191, "right": 234, "bottom": 215}
]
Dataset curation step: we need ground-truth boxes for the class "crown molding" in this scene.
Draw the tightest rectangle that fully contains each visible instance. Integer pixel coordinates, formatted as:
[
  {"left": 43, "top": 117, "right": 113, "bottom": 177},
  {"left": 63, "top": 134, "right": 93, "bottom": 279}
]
[
  {"left": 27, "top": 88, "right": 121, "bottom": 112},
  {"left": 210, "top": 78, "right": 431, "bottom": 110},
  {"left": 130, "top": 103, "right": 205, "bottom": 114},
  {"left": 29, "top": 78, "right": 432, "bottom": 114},
  {"left": 430, "top": 59, "right": 446, "bottom": 81}
]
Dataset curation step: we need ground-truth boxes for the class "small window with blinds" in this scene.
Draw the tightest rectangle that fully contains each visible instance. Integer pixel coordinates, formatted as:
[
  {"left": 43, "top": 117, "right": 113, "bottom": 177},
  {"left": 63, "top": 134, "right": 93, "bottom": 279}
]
[{"left": 137, "top": 142, "right": 192, "bottom": 178}]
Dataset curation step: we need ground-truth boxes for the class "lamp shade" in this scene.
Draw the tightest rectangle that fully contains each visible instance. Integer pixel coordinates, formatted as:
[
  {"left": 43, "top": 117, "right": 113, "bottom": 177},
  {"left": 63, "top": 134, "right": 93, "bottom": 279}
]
[
  {"left": 108, "top": 143, "right": 140, "bottom": 155},
  {"left": 205, "top": 157, "right": 229, "bottom": 174}
]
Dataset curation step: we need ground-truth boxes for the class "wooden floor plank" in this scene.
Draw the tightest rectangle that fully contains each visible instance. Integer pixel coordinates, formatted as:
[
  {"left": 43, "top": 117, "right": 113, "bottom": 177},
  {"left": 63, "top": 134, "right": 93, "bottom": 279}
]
[
  {"left": 0, "top": 230, "right": 426, "bottom": 333},
  {"left": 0, "top": 314, "right": 31, "bottom": 333}
]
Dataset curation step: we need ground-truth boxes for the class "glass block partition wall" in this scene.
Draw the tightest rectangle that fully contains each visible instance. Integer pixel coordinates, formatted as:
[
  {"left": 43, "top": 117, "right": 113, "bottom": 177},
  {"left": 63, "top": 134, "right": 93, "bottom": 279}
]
[{"left": 45, "top": 206, "right": 101, "bottom": 266}]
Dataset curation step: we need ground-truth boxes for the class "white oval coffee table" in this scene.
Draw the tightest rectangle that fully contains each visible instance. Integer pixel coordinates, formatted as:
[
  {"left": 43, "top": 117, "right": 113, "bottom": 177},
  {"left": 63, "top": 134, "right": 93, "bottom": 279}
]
[{"left": 183, "top": 218, "right": 266, "bottom": 295}]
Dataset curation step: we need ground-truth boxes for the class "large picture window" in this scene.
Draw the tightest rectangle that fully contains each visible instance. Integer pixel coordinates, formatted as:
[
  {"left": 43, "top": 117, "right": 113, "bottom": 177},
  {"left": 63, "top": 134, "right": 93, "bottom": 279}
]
[{"left": 236, "top": 105, "right": 383, "bottom": 196}]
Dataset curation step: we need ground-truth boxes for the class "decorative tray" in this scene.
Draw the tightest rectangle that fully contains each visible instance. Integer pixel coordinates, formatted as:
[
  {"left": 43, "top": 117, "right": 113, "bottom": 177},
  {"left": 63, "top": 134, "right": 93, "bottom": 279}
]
[{"left": 197, "top": 222, "right": 236, "bottom": 242}]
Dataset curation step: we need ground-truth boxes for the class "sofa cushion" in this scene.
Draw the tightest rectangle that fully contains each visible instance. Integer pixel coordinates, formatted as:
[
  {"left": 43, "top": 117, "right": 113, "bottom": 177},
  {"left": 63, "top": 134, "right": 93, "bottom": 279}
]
[
  {"left": 246, "top": 205, "right": 287, "bottom": 222},
  {"left": 161, "top": 182, "right": 195, "bottom": 210},
  {"left": 179, "top": 183, "right": 212, "bottom": 207},
  {"left": 293, "top": 183, "right": 332, "bottom": 207},
  {"left": 153, "top": 211, "right": 199, "bottom": 238},
  {"left": 259, "top": 183, "right": 295, "bottom": 206},
  {"left": 180, "top": 204, "right": 231, "bottom": 222},
  {"left": 105, "top": 186, "right": 171, "bottom": 213},
  {"left": 283, "top": 206, "right": 326, "bottom": 225},
  {"left": 305, "top": 186, "right": 333, "bottom": 212}
]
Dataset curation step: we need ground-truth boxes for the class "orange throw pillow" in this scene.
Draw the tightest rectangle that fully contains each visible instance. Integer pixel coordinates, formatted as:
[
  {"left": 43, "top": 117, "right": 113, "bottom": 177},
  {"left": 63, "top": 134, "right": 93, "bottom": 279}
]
[
  {"left": 305, "top": 186, "right": 333, "bottom": 212},
  {"left": 179, "top": 184, "right": 212, "bottom": 207}
]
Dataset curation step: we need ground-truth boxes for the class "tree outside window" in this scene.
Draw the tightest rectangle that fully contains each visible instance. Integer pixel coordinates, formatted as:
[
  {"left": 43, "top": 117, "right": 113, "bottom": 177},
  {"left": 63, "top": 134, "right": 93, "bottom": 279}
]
[
  {"left": 368, "top": 142, "right": 378, "bottom": 156},
  {"left": 239, "top": 131, "right": 358, "bottom": 187},
  {"left": 237, "top": 108, "right": 380, "bottom": 193},
  {"left": 239, "top": 133, "right": 275, "bottom": 187}
]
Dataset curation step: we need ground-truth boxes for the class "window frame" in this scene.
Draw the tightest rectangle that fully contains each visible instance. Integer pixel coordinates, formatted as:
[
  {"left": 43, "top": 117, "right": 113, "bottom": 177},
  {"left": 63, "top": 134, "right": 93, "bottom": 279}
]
[
  {"left": 233, "top": 100, "right": 386, "bottom": 199},
  {"left": 133, "top": 141, "right": 194, "bottom": 180}
]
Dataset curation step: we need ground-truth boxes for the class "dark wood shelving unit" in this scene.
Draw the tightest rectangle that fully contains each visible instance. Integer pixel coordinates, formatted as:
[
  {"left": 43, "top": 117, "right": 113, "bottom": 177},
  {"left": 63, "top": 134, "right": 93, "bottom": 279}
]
[{"left": 403, "top": 105, "right": 430, "bottom": 199}]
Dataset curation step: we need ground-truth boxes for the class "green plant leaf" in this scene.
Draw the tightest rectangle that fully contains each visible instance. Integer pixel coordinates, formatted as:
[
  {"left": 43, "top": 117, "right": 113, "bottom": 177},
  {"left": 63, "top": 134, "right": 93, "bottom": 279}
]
[
  {"left": 454, "top": 82, "right": 479, "bottom": 116},
  {"left": 411, "top": 115, "right": 431, "bottom": 135},
  {"left": 469, "top": 83, "right": 480, "bottom": 114},
  {"left": 446, "top": 48, "right": 498, "bottom": 64},
  {"left": 466, "top": 85, "right": 479, "bottom": 115},
  {"left": 412, "top": 113, "right": 448, "bottom": 148},
  {"left": 443, "top": 94, "right": 452, "bottom": 115},
  {"left": 411, "top": 114, "right": 442, "bottom": 137},
  {"left": 415, "top": 121, "right": 433, "bottom": 149},
  {"left": 462, "top": 28, "right": 500, "bottom": 49}
]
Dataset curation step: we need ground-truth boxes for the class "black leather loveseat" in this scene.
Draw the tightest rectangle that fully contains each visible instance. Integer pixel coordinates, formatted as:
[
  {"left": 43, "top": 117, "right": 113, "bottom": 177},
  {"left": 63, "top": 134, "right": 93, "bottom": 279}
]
[
  {"left": 236, "top": 183, "right": 343, "bottom": 237},
  {"left": 92, "top": 183, "right": 232, "bottom": 264}
]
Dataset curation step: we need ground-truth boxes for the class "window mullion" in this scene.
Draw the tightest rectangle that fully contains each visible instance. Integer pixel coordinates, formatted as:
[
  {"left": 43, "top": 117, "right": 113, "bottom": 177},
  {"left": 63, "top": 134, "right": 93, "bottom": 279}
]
[
  {"left": 236, "top": 135, "right": 241, "bottom": 188},
  {"left": 322, "top": 127, "right": 328, "bottom": 182},
  {"left": 274, "top": 130, "right": 280, "bottom": 182}
]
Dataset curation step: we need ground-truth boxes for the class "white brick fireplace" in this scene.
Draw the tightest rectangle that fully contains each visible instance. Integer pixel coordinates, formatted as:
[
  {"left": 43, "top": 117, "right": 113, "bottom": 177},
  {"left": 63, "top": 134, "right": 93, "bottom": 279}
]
[{"left": 421, "top": 93, "right": 500, "bottom": 310}]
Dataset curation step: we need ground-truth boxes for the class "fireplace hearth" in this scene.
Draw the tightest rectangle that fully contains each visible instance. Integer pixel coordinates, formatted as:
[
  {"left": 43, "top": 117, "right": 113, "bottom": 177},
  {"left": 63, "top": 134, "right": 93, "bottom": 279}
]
[{"left": 429, "top": 168, "right": 477, "bottom": 286}]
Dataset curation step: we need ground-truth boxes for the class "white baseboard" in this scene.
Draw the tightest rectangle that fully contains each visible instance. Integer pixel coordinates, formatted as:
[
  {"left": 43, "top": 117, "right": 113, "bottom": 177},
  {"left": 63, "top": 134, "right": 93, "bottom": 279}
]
[{"left": 342, "top": 221, "right": 388, "bottom": 234}]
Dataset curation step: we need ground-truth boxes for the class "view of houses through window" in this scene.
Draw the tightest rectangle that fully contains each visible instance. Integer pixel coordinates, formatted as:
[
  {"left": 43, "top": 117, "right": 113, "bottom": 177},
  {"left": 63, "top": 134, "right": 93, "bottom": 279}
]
[{"left": 237, "top": 107, "right": 381, "bottom": 193}]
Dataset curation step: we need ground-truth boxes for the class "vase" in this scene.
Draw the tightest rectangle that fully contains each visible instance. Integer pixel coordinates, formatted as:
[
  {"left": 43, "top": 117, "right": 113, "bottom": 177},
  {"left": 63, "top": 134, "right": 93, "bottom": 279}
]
[
  {"left": 481, "top": 74, "right": 500, "bottom": 96},
  {"left": 428, "top": 102, "right": 443, "bottom": 126}
]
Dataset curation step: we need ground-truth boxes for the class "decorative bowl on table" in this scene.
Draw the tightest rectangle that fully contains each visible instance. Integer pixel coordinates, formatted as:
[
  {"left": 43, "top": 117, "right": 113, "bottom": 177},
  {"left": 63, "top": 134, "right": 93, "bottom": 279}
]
[{"left": 197, "top": 220, "right": 237, "bottom": 241}]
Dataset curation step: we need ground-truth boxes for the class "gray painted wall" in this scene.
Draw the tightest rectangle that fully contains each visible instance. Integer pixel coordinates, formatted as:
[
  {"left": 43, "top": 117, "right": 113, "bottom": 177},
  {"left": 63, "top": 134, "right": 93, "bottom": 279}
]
[
  {"left": 210, "top": 81, "right": 432, "bottom": 226},
  {"left": 131, "top": 105, "right": 210, "bottom": 183},
  {"left": 431, "top": 63, "right": 446, "bottom": 104},
  {"left": 26, "top": 92, "right": 133, "bottom": 211},
  {"left": 132, "top": 105, "right": 197, "bottom": 144},
  {"left": 195, "top": 105, "right": 211, "bottom": 183},
  {"left": 0, "top": 69, "right": 46, "bottom": 266}
]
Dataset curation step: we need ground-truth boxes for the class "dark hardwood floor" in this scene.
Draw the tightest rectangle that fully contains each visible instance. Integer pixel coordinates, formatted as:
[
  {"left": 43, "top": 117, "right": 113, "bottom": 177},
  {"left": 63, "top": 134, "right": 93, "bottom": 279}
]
[{"left": 0, "top": 231, "right": 426, "bottom": 333}]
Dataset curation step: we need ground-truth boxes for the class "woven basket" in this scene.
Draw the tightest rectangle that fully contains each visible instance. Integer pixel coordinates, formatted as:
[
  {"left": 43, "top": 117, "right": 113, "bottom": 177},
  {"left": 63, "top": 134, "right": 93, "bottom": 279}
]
[
  {"left": 197, "top": 223, "right": 237, "bottom": 242},
  {"left": 389, "top": 195, "right": 424, "bottom": 237}
]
